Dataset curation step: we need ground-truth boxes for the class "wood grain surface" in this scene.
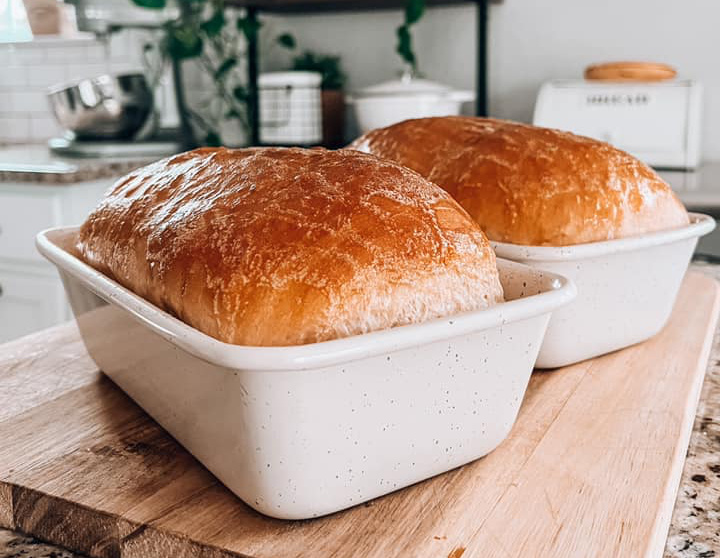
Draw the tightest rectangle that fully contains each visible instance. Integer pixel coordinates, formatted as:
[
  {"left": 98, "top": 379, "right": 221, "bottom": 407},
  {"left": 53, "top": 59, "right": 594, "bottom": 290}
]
[{"left": 0, "top": 271, "right": 718, "bottom": 558}]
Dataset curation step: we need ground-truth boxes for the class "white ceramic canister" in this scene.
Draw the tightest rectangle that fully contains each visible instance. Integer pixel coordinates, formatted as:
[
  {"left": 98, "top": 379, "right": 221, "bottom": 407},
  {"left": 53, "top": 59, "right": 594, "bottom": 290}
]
[
  {"left": 259, "top": 71, "right": 322, "bottom": 145},
  {"left": 349, "top": 76, "right": 474, "bottom": 134}
]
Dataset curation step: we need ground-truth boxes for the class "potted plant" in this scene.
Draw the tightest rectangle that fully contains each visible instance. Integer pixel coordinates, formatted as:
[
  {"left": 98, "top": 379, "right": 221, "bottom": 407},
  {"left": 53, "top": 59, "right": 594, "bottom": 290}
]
[
  {"left": 396, "top": 0, "right": 425, "bottom": 78},
  {"left": 291, "top": 51, "right": 347, "bottom": 148},
  {"left": 126, "top": 0, "right": 294, "bottom": 147}
]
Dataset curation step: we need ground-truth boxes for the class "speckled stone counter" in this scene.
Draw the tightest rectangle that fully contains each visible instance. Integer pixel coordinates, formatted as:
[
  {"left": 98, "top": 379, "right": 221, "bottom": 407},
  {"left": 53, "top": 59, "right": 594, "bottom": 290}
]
[
  {"left": 1, "top": 265, "right": 719, "bottom": 558},
  {"left": 0, "top": 145, "right": 159, "bottom": 184},
  {"left": 665, "top": 263, "right": 720, "bottom": 558},
  {"left": 0, "top": 529, "right": 76, "bottom": 558}
]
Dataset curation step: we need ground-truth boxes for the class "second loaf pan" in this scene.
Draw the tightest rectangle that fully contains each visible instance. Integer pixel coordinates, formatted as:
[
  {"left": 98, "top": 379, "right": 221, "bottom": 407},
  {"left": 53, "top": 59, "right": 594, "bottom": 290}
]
[{"left": 493, "top": 212, "right": 715, "bottom": 368}]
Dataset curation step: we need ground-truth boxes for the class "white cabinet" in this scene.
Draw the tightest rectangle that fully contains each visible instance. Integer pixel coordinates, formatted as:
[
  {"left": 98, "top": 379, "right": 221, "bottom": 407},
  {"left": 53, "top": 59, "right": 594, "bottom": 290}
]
[
  {"left": 0, "top": 266, "right": 67, "bottom": 342},
  {"left": 0, "top": 179, "right": 110, "bottom": 343},
  {"left": 0, "top": 192, "right": 61, "bottom": 262}
]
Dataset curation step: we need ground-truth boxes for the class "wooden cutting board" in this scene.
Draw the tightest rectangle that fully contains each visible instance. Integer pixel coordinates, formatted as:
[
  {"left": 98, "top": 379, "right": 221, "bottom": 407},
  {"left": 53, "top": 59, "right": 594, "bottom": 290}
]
[{"left": 1, "top": 271, "right": 718, "bottom": 558}]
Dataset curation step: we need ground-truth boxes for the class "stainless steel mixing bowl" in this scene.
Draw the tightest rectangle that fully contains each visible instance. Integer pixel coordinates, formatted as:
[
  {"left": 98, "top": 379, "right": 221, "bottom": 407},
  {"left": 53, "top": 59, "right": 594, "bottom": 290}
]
[{"left": 48, "top": 73, "right": 154, "bottom": 140}]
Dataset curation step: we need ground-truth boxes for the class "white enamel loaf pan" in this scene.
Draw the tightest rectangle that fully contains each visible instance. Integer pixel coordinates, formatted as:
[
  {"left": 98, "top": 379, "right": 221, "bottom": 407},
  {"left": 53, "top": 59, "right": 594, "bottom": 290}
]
[
  {"left": 493, "top": 213, "right": 715, "bottom": 368},
  {"left": 37, "top": 227, "right": 575, "bottom": 520}
]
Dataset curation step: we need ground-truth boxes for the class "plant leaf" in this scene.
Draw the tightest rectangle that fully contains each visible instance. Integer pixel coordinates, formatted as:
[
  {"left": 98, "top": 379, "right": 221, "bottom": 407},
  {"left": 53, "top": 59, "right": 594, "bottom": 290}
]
[
  {"left": 276, "top": 32, "right": 296, "bottom": 49},
  {"left": 233, "top": 85, "right": 248, "bottom": 102},
  {"left": 166, "top": 23, "right": 204, "bottom": 60},
  {"left": 396, "top": 25, "right": 414, "bottom": 66},
  {"left": 405, "top": 0, "right": 425, "bottom": 25},
  {"left": 215, "top": 57, "right": 237, "bottom": 80},
  {"left": 205, "top": 130, "right": 222, "bottom": 146},
  {"left": 200, "top": 9, "right": 225, "bottom": 36},
  {"left": 237, "top": 15, "right": 262, "bottom": 42},
  {"left": 291, "top": 51, "right": 346, "bottom": 90},
  {"left": 130, "top": 0, "right": 166, "bottom": 8}
]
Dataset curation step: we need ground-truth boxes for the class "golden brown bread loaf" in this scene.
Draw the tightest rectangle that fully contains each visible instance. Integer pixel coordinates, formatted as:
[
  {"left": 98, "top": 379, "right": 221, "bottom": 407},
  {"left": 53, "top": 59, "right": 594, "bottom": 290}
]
[
  {"left": 349, "top": 117, "right": 689, "bottom": 246},
  {"left": 78, "top": 147, "right": 503, "bottom": 346}
]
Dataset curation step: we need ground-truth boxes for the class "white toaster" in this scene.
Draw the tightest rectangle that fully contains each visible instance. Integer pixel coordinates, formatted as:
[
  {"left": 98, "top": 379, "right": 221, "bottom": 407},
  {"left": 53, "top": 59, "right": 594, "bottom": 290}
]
[{"left": 533, "top": 79, "right": 702, "bottom": 170}]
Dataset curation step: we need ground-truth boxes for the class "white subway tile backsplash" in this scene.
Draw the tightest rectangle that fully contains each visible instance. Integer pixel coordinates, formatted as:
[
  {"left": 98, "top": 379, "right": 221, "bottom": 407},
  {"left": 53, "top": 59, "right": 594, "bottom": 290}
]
[
  {"left": 10, "top": 90, "right": 48, "bottom": 113},
  {"left": 78, "top": 62, "right": 112, "bottom": 79},
  {"left": 0, "top": 117, "right": 31, "bottom": 141},
  {"left": 0, "top": 47, "right": 13, "bottom": 69},
  {"left": 26, "top": 65, "right": 67, "bottom": 88},
  {"left": 29, "top": 115, "right": 61, "bottom": 140},
  {"left": 112, "top": 62, "right": 145, "bottom": 76},
  {"left": 0, "top": 45, "right": 47, "bottom": 66},
  {"left": 12, "top": 46, "right": 46, "bottom": 64},
  {"left": 85, "top": 43, "right": 107, "bottom": 62},
  {"left": 44, "top": 44, "right": 91, "bottom": 63},
  {"left": 2, "top": 66, "right": 26, "bottom": 89},
  {"left": 0, "top": 92, "right": 13, "bottom": 112},
  {"left": 65, "top": 63, "right": 112, "bottom": 82}
]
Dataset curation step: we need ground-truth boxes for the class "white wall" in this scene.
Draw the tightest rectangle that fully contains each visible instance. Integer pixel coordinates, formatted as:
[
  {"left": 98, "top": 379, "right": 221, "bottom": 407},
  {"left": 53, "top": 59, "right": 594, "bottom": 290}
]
[
  {"left": 266, "top": 7, "right": 475, "bottom": 92},
  {"left": 269, "top": 0, "right": 720, "bottom": 160}
]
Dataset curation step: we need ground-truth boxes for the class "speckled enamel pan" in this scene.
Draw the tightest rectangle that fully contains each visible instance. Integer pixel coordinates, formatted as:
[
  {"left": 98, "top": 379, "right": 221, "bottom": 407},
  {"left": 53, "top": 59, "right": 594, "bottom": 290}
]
[
  {"left": 37, "top": 226, "right": 575, "bottom": 520},
  {"left": 492, "top": 212, "right": 715, "bottom": 368}
]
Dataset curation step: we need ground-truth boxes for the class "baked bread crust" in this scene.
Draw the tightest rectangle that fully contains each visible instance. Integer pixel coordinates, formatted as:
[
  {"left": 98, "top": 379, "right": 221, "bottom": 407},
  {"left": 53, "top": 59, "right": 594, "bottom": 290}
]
[
  {"left": 79, "top": 147, "right": 503, "bottom": 346},
  {"left": 349, "top": 117, "right": 689, "bottom": 246}
]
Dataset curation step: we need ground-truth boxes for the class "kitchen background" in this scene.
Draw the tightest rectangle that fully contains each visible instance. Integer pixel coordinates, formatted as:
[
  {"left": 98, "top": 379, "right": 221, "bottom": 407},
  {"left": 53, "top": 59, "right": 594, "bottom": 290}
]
[
  {"left": 2, "top": 5, "right": 720, "bottom": 557},
  {"left": 268, "top": 0, "right": 720, "bottom": 157},
  {"left": 3, "top": 0, "right": 720, "bottom": 150},
  {"left": 1, "top": 0, "right": 720, "bottom": 343}
]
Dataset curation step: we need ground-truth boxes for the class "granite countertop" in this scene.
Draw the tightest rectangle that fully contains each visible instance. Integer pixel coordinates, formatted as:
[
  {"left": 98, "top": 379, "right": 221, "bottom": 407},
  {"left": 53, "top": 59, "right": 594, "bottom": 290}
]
[
  {"left": 664, "top": 263, "right": 720, "bottom": 558},
  {"left": 1, "top": 265, "right": 719, "bottom": 558},
  {"left": 0, "top": 145, "right": 160, "bottom": 184}
]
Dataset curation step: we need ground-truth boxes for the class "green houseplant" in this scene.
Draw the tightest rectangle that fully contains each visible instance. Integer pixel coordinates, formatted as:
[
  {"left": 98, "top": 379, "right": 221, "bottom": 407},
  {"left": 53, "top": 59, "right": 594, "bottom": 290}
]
[
  {"left": 129, "top": 0, "right": 292, "bottom": 147},
  {"left": 291, "top": 51, "right": 347, "bottom": 147},
  {"left": 396, "top": 0, "right": 426, "bottom": 77}
]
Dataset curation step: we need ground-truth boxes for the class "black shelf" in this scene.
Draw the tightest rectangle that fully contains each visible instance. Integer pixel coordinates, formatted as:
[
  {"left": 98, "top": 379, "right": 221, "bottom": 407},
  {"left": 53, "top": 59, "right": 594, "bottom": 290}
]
[
  {"left": 228, "top": 0, "right": 477, "bottom": 12},
  {"left": 231, "top": 0, "right": 490, "bottom": 145}
]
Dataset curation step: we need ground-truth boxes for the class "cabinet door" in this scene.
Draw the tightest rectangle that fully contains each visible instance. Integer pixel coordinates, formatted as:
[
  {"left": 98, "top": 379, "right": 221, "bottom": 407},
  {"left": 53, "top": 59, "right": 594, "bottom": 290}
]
[
  {"left": 0, "top": 191, "right": 61, "bottom": 263},
  {"left": 0, "top": 268, "right": 65, "bottom": 343}
]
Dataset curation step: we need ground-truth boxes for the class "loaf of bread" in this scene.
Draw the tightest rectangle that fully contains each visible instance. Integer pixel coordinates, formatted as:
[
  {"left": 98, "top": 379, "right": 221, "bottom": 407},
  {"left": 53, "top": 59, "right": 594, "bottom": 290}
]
[
  {"left": 349, "top": 117, "right": 689, "bottom": 246},
  {"left": 78, "top": 147, "right": 503, "bottom": 346}
]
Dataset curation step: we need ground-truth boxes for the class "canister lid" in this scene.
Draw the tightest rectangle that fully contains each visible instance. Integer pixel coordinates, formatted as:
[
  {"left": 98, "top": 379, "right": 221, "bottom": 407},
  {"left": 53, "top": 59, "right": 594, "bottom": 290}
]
[
  {"left": 355, "top": 77, "right": 452, "bottom": 98},
  {"left": 259, "top": 71, "right": 322, "bottom": 87}
]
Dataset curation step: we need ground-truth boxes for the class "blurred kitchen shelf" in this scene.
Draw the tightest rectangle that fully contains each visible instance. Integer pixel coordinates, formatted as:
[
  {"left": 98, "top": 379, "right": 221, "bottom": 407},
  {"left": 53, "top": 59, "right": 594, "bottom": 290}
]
[
  {"left": 226, "top": 0, "right": 493, "bottom": 12},
  {"left": 231, "top": 0, "right": 492, "bottom": 145}
]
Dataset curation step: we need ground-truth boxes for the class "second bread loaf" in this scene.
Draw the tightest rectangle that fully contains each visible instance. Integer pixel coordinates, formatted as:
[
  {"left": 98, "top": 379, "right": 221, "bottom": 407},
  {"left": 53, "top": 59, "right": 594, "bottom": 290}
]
[{"left": 350, "top": 116, "right": 689, "bottom": 246}]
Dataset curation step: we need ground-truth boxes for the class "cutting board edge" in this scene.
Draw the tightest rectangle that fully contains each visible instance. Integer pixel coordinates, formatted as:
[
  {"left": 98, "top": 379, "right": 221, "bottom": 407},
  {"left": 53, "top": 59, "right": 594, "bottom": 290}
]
[
  {"left": 1, "top": 481, "right": 250, "bottom": 558},
  {"left": 645, "top": 272, "right": 720, "bottom": 558}
]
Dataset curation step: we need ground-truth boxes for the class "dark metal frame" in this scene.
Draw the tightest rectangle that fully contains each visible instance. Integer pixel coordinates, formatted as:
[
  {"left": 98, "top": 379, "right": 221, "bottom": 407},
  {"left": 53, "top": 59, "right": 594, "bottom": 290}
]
[
  {"left": 246, "top": 6, "right": 261, "bottom": 145},
  {"left": 476, "top": 0, "right": 488, "bottom": 116},
  {"left": 242, "top": 0, "right": 489, "bottom": 145}
]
